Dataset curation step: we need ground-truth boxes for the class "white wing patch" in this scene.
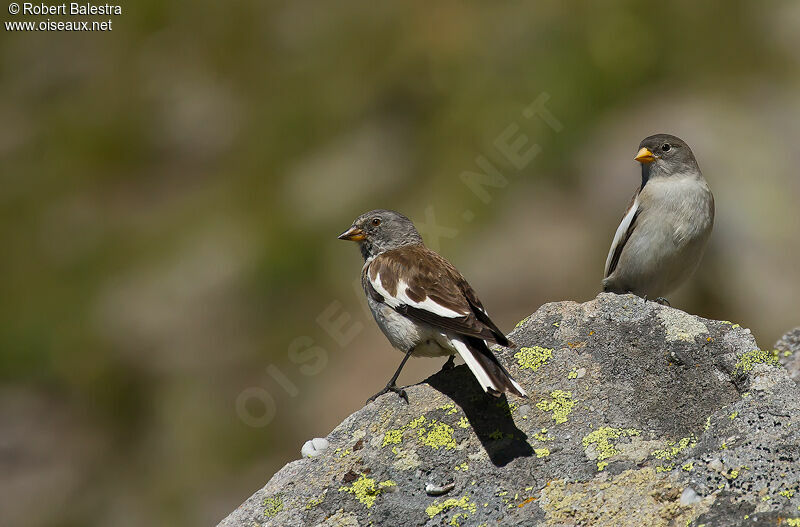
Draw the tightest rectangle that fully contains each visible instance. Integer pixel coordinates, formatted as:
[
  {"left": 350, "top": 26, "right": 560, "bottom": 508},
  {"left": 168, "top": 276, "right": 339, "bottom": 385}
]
[
  {"left": 369, "top": 272, "right": 400, "bottom": 308},
  {"left": 604, "top": 196, "right": 639, "bottom": 277},
  {"left": 370, "top": 273, "right": 464, "bottom": 318}
]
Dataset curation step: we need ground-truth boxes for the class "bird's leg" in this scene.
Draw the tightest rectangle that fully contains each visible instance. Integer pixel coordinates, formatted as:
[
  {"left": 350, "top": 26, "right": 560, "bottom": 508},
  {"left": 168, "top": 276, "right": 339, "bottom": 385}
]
[
  {"left": 366, "top": 347, "right": 414, "bottom": 405},
  {"left": 654, "top": 297, "right": 671, "bottom": 306},
  {"left": 439, "top": 355, "right": 456, "bottom": 373}
]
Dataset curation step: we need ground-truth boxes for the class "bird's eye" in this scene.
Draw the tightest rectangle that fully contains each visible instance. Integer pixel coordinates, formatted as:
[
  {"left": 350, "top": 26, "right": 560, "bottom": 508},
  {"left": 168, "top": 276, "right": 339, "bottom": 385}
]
[
  {"left": 661, "top": 143, "right": 671, "bottom": 152},
  {"left": 371, "top": 218, "right": 381, "bottom": 226}
]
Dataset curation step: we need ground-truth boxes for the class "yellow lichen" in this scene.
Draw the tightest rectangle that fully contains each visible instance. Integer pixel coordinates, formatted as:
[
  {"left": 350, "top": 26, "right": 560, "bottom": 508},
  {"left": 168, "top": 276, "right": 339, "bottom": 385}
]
[
  {"left": 425, "top": 496, "right": 477, "bottom": 519},
  {"left": 263, "top": 495, "right": 284, "bottom": 518},
  {"left": 540, "top": 468, "right": 693, "bottom": 525},
  {"left": 780, "top": 489, "right": 795, "bottom": 499},
  {"left": 496, "top": 400, "right": 518, "bottom": 417},
  {"left": 734, "top": 349, "right": 779, "bottom": 373},
  {"left": 305, "top": 491, "right": 326, "bottom": 509},
  {"left": 515, "top": 316, "right": 530, "bottom": 328},
  {"left": 568, "top": 369, "right": 578, "bottom": 379},
  {"left": 383, "top": 414, "right": 458, "bottom": 450},
  {"left": 408, "top": 415, "right": 426, "bottom": 428},
  {"left": 454, "top": 462, "right": 469, "bottom": 471},
  {"left": 535, "top": 448, "right": 551, "bottom": 458},
  {"left": 458, "top": 417, "right": 470, "bottom": 428},
  {"left": 515, "top": 346, "right": 554, "bottom": 371},
  {"left": 652, "top": 437, "right": 695, "bottom": 461},
  {"left": 786, "top": 519, "right": 800, "bottom": 527},
  {"left": 382, "top": 429, "right": 404, "bottom": 447},
  {"left": 729, "top": 412, "right": 738, "bottom": 420},
  {"left": 417, "top": 421, "right": 458, "bottom": 449},
  {"left": 682, "top": 462, "right": 694, "bottom": 472},
  {"left": 582, "top": 427, "right": 641, "bottom": 470},
  {"left": 450, "top": 512, "right": 469, "bottom": 526},
  {"left": 338, "top": 475, "right": 396, "bottom": 508},
  {"left": 438, "top": 402, "right": 459, "bottom": 415},
  {"left": 728, "top": 470, "right": 739, "bottom": 480},
  {"left": 537, "top": 390, "right": 575, "bottom": 424},
  {"left": 534, "top": 428, "right": 554, "bottom": 442}
]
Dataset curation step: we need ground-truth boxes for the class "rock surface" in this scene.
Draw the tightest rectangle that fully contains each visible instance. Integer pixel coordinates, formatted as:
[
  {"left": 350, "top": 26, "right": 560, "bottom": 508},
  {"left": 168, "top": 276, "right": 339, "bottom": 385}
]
[
  {"left": 218, "top": 294, "right": 800, "bottom": 527},
  {"left": 776, "top": 327, "right": 800, "bottom": 382}
]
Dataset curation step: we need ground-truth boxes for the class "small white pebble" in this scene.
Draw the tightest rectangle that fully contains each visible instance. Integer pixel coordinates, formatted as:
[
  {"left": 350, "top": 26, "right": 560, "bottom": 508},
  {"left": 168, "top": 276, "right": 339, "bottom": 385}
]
[
  {"left": 425, "top": 482, "right": 455, "bottom": 496},
  {"left": 680, "top": 487, "right": 701, "bottom": 506},
  {"left": 301, "top": 437, "right": 330, "bottom": 458}
]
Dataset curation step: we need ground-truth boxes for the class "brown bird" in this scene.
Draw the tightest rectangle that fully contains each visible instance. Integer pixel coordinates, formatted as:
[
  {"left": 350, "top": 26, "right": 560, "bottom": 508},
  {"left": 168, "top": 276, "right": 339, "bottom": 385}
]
[{"left": 338, "top": 209, "right": 526, "bottom": 403}]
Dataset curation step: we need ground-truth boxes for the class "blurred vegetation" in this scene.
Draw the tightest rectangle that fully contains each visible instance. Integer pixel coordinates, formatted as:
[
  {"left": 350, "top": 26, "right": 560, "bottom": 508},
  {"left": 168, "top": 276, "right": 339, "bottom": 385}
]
[{"left": 1, "top": 1, "right": 799, "bottom": 525}]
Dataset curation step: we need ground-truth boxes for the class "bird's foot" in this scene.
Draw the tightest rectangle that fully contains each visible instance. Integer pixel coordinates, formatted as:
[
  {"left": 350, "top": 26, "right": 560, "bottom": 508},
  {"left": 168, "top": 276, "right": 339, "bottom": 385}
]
[
  {"left": 439, "top": 355, "right": 456, "bottom": 373},
  {"left": 642, "top": 295, "right": 670, "bottom": 306},
  {"left": 366, "top": 383, "right": 408, "bottom": 405}
]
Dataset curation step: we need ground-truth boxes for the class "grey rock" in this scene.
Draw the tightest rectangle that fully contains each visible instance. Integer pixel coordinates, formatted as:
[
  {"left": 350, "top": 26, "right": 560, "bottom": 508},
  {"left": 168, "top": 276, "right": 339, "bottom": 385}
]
[
  {"left": 218, "top": 294, "right": 800, "bottom": 527},
  {"left": 775, "top": 326, "right": 800, "bottom": 381}
]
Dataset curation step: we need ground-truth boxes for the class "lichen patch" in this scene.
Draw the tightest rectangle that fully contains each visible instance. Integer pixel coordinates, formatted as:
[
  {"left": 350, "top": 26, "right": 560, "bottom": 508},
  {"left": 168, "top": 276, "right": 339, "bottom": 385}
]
[
  {"left": 425, "top": 495, "right": 477, "bottom": 521},
  {"left": 537, "top": 390, "right": 575, "bottom": 424},
  {"left": 263, "top": 494, "right": 284, "bottom": 518},
  {"left": 582, "top": 427, "right": 641, "bottom": 470},
  {"left": 659, "top": 309, "right": 708, "bottom": 342},
  {"left": 515, "top": 346, "right": 554, "bottom": 371},
  {"left": 338, "top": 475, "right": 396, "bottom": 508},
  {"left": 734, "top": 349, "right": 780, "bottom": 373},
  {"left": 539, "top": 468, "right": 699, "bottom": 526}
]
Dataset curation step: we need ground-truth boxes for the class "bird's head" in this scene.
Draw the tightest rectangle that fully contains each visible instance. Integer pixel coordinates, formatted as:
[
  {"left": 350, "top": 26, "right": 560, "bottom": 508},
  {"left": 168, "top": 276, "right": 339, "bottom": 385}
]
[
  {"left": 338, "top": 209, "right": 423, "bottom": 259},
  {"left": 635, "top": 134, "right": 699, "bottom": 182}
]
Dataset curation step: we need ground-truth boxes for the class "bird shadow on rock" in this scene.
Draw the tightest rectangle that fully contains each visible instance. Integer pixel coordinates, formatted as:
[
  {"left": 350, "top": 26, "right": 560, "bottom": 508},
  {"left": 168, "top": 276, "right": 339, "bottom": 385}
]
[{"left": 426, "top": 365, "right": 534, "bottom": 467}]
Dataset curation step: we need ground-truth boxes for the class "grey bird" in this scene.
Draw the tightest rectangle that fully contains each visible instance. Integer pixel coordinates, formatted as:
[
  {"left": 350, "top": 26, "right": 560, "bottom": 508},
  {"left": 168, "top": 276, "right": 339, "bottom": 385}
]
[
  {"left": 602, "top": 134, "right": 714, "bottom": 302},
  {"left": 338, "top": 209, "right": 526, "bottom": 404}
]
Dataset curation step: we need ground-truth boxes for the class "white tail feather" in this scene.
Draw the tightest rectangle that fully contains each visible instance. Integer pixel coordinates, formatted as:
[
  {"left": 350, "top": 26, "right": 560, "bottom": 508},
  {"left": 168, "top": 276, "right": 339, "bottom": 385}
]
[
  {"left": 451, "top": 339, "right": 499, "bottom": 394},
  {"left": 508, "top": 376, "right": 527, "bottom": 397}
]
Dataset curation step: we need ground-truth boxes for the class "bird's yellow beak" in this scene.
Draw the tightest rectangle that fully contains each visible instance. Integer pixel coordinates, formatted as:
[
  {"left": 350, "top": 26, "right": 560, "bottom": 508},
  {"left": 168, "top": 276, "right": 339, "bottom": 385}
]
[
  {"left": 634, "top": 147, "right": 656, "bottom": 164},
  {"left": 337, "top": 226, "right": 365, "bottom": 241}
]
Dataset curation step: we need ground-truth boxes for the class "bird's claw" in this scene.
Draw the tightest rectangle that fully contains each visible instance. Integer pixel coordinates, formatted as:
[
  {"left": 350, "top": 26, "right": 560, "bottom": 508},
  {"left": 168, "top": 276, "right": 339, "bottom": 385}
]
[
  {"left": 366, "top": 384, "right": 408, "bottom": 405},
  {"left": 642, "top": 295, "right": 670, "bottom": 307}
]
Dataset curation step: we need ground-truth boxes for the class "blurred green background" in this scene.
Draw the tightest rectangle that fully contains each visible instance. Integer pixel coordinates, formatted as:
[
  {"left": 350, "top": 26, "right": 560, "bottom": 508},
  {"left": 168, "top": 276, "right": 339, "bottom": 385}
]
[{"left": 2, "top": 1, "right": 799, "bottom": 525}]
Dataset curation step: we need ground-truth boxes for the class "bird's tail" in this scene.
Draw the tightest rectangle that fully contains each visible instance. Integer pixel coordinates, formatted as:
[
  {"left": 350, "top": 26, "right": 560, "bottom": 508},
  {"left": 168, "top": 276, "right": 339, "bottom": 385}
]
[{"left": 451, "top": 338, "right": 527, "bottom": 397}]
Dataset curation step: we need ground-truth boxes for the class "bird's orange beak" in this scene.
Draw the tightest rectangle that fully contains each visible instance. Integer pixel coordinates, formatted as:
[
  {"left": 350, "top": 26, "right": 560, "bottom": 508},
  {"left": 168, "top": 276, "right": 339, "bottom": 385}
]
[
  {"left": 634, "top": 147, "right": 656, "bottom": 164},
  {"left": 337, "top": 226, "right": 365, "bottom": 241}
]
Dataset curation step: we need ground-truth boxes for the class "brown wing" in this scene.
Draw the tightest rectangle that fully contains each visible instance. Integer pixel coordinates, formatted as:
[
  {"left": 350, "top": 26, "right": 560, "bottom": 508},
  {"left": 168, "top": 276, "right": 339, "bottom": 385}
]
[{"left": 366, "top": 245, "right": 510, "bottom": 346}]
